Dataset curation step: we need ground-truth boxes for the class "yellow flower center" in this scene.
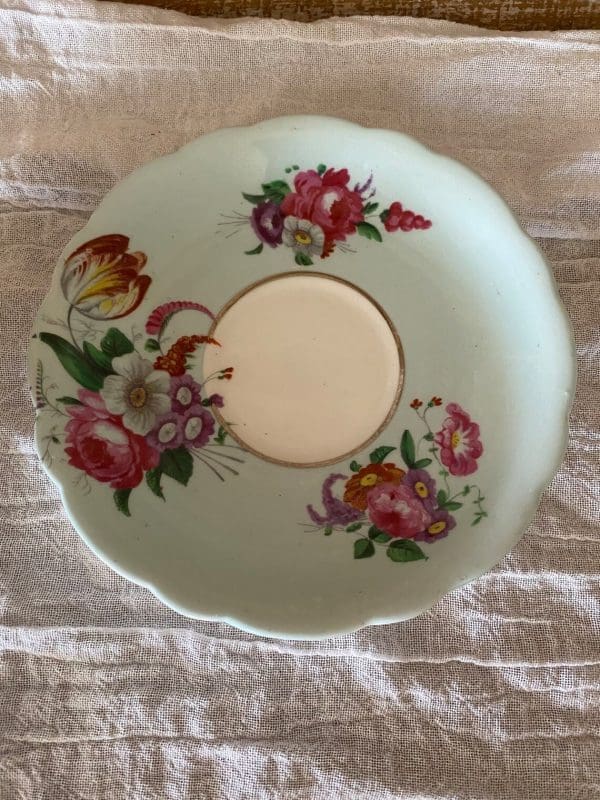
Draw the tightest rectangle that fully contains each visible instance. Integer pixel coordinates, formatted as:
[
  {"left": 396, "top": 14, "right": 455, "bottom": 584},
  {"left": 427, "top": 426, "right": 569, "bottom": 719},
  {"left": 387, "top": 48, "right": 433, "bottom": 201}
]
[
  {"left": 414, "top": 481, "right": 428, "bottom": 498},
  {"left": 294, "top": 230, "right": 312, "bottom": 246},
  {"left": 129, "top": 386, "right": 147, "bottom": 408},
  {"left": 451, "top": 431, "right": 461, "bottom": 449},
  {"left": 360, "top": 473, "right": 379, "bottom": 487},
  {"left": 428, "top": 521, "right": 446, "bottom": 535}
]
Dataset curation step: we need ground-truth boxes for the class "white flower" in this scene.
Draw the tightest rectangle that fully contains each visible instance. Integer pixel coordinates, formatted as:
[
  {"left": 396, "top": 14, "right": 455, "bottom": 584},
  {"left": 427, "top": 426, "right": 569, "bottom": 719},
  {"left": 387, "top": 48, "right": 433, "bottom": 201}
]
[
  {"left": 100, "top": 352, "right": 170, "bottom": 435},
  {"left": 282, "top": 216, "right": 325, "bottom": 257}
]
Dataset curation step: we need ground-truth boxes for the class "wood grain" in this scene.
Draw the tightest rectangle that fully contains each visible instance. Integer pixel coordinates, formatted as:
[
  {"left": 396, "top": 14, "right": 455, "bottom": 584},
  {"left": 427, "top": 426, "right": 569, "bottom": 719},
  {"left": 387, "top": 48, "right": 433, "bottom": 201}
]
[{"left": 113, "top": 0, "right": 600, "bottom": 30}]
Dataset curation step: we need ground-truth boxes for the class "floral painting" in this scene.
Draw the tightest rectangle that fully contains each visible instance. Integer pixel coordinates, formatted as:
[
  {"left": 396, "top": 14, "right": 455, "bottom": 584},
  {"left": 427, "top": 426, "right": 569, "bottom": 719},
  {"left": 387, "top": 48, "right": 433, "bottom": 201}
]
[
  {"left": 220, "top": 164, "right": 432, "bottom": 266},
  {"left": 304, "top": 397, "right": 486, "bottom": 562},
  {"left": 35, "top": 234, "right": 485, "bottom": 567},
  {"left": 34, "top": 234, "right": 241, "bottom": 517}
]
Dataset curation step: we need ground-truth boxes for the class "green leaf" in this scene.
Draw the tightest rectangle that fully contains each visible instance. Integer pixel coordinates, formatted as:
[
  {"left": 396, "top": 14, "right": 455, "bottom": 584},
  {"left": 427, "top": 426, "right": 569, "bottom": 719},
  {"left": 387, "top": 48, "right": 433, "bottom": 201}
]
[
  {"left": 324, "top": 526, "right": 333, "bottom": 536},
  {"left": 363, "top": 201, "right": 379, "bottom": 214},
  {"left": 39, "top": 332, "right": 105, "bottom": 391},
  {"left": 245, "top": 243, "right": 264, "bottom": 256},
  {"left": 437, "top": 490, "right": 448, "bottom": 506},
  {"left": 51, "top": 436, "right": 59, "bottom": 444},
  {"left": 144, "top": 338, "right": 161, "bottom": 352},
  {"left": 83, "top": 341, "right": 113, "bottom": 373},
  {"left": 413, "top": 458, "right": 432, "bottom": 469},
  {"left": 215, "top": 425, "right": 228, "bottom": 445},
  {"left": 284, "top": 167, "right": 292, "bottom": 173},
  {"left": 400, "top": 429, "right": 416, "bottom": 468},
  {"left": 387, "top": 539, "right": 427, "bottom": 562},
  {"left": 295, "top": 251, "right": 313, "bottom": 266},
  {"left": 56, "top": 396, "right": 82, "bottom": 406},
  {"left": 346, "top": 522, "right": 363, "bottom": 533},
  {"left": 374, "top": 532, "right": 392, "bottom": 544},
  {"left": 242, "top": 192, "right": 266, "bottom": 204},
  {"left": 354, "top": 538, "right": 375, "bottom": 559},
  {"left": 349, "top": 460, "right": 362, "bottom": 473},
  {"left": 292, "top": 164, "right": 299, "bottom": 170},
  {"left": 379, "top": 209, "right": 389, "bottom": 224},
  {"left": 159, "top": 446, "right": 193, "bottom": 486},
  {"left": 369, "top": 525, "right": 391, "bottom": 543},
  {"left": 146, "top": 468, "right": 165, "bottom": 500},
  {"left": 424, "top": 432, "right": 434, "bottom": 441},
  {"left": 439, "top": 469, "right": 449, "bottom": 477},
  {"left": 356, "top": 221, "right": 383, "bottom": 242},
  {"left": 471, "top": 516, "right": 483, "bottom": 526},
  {"left": 463, "top": 485, "right": 471, "bottom": 495},
  {"left": 443, "top": 501, "right": 463, "bottom": 511},
  {"left": 114, "top": 488, "right": 132, "bottom": 517},
  {"left": 369, "top": 445, "right": 396, "bottom": 464},
  {"left": 101, "top": 328, "right": 134, "bottom": 359},
  {"left": 317, "top": 163, "right": 327, "bottom": 175},
  {"left": 261, "top": 180, "right": 291, "bottom": 205}
]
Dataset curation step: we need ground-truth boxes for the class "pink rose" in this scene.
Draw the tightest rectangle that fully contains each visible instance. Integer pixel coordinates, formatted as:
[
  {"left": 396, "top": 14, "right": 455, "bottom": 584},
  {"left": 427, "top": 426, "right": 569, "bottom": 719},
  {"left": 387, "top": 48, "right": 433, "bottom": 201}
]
[
  {"left": 367, "top": 482, "right": 432, "bottom": 539},
  {"left": 435, "top": 402, "right": 483, "bottom": 477},
  {"left": 65, "top": 390, "right": 159, "bottom": 489},
  {"left": 280, "top": 168, "right": 364, "bottom": 246}
]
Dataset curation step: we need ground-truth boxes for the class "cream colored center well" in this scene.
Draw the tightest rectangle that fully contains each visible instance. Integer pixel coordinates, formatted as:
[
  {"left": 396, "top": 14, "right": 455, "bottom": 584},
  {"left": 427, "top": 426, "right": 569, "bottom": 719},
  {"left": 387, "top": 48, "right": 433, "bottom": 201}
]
[{"left": 202, "top": 274, "right": 402, "bottom": 466}]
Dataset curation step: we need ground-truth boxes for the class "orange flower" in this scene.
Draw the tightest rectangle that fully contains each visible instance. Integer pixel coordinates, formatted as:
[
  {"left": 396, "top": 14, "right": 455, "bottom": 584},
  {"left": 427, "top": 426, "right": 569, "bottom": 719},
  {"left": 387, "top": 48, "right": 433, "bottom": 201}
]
[
  {"left": 154, "top": 335, "right": 220, "bottom": 376},
  {"left": 343, "top": 462, "right": 405, "bottom": 510},
  {"left": 410, "top": 399, "right": 422, "bottom": 409},
  {"left": 61, "top": 234, "right": 150, "bottom": 320}
]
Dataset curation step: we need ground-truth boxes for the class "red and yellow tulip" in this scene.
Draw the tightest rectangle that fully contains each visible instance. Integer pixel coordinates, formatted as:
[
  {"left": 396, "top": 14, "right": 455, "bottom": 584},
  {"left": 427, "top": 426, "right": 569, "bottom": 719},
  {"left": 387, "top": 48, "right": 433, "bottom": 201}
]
[{"left": 61, "top": 234, "right": 150, "bottom": 320}]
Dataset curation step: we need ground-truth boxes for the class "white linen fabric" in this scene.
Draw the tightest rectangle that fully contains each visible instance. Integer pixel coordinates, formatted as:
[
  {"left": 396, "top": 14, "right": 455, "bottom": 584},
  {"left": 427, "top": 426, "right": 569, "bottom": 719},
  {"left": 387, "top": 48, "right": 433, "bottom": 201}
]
[{"left": 0, "top": 2, "right": 598, "bottom": 797}]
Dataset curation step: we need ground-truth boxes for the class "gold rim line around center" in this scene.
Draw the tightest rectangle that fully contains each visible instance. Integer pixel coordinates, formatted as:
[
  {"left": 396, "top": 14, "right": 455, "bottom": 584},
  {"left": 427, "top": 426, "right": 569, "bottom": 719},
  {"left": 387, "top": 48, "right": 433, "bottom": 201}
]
[{"left": 205, "top": 271, "right": 405, "bottom": 469}]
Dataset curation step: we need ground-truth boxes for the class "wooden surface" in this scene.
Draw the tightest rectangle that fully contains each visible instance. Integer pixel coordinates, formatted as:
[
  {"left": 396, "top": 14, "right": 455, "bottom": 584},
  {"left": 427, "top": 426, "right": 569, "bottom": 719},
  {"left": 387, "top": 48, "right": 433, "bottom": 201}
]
[{"left": 115, "top": 0, "right": 600, "bottom": 29}]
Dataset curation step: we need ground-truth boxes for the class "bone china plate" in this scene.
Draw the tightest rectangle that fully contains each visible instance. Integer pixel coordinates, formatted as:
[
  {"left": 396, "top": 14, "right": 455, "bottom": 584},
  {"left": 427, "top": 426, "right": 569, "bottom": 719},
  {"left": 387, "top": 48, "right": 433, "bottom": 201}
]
[{"left": 28, "top": 116, "right": 575, "bottom": 638}]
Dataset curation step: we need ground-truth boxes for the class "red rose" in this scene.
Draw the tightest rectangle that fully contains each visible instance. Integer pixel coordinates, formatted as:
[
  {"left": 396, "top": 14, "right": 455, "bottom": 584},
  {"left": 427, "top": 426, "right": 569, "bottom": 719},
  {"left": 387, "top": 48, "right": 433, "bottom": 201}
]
[
  {"left": 65, "top": 390, "right": 159, "bottom": 489},
  {"left": 280, "top": 168, "right": 364, "bottom": 246},
  {"left": 383, "top": 201, "right": 432, "bottom": 233}
]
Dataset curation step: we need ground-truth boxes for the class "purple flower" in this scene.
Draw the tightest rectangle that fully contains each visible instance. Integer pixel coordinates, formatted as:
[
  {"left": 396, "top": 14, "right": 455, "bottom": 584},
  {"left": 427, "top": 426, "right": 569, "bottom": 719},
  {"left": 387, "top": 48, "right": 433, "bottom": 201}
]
[
  {"left": 147, "top": 412, "right": 184, "bottom": 452},
  {"left": 207, "top": 393, "right": 224, "bottom": 408},
  {"left": 307, "top": 473, "right": 363, "bottom": 527},
  {"left": 413, "top": 508, "right": 456, "bottom": 543},
  {"left": 402, "top": 469, "right": 437, "bottom": 512},
  {"left": 354, "top": 173, "right": 374, "bottom": 200},
  {"left": 250, "top": 201, "right": 284, "bottom": 248},
  {"left": 169, "top": 374, "right": 202, "bottom": 413},
  {"left": 182, "top": 405, "right": 215, "bottom": 449}
]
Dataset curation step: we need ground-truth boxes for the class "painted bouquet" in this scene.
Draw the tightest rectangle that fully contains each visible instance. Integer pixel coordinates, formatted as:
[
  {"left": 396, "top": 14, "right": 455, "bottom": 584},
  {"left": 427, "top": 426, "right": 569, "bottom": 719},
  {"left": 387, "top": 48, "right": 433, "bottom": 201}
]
[
  {"left": 305, "top": 397, "right": 487, "bottom": 562},
  {"left": 34, "top": 234, "right": 242, "bottom": 517},
  {"left": 221, "top": 164, "right": 432, "bottom": 266}
]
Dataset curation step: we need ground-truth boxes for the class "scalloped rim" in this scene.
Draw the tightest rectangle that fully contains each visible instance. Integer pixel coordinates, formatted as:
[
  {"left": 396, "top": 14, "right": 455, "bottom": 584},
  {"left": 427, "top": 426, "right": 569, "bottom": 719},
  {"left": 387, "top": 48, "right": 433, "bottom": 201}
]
[{"left": 30, "top": 115, "right": 576, "bottom": 640}]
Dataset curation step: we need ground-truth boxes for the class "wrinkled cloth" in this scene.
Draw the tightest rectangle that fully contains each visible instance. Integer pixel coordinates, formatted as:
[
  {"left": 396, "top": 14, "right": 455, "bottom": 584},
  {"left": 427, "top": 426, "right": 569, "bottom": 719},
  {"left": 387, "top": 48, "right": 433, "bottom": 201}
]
[{"left": 0, "top": 2, "right": 599, "bottom": 798}]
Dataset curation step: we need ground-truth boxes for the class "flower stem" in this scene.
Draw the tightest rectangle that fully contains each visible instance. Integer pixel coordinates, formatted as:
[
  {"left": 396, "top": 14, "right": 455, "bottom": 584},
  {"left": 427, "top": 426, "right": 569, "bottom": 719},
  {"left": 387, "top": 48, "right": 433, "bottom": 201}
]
[
  {"left": 191, "top": 450, "right": 225, "bottom": 482},
  {"left": 37, "top": 363, "right": 68, "bottom": 417},
  {"left": 417, "top": 434, "right": 428, "bottom": 457},
  {"left": 416, "top": 406, "right": 450, "bottom": 494},
  {"left": 202, "top": 445, "right": 245, "bottom": 464},
  {"left": 207, "top": 442, "right": 247, "bottom": 452},
  {"left": 193, "top": 448, "right": 239, "bottom": 476},
  {"left": 66, "top": 305, "right": 80, "bottom": 350},
  {"left": 471, "top": 485, "right": 488, "bottom": 522},
  {"left": 200, "top": 369, "right": 224, "bottom": 388}
]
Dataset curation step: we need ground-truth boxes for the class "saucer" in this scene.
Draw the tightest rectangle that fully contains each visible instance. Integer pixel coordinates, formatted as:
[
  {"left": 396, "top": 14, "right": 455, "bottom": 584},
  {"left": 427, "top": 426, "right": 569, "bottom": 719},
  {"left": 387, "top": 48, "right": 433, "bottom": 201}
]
[{"left": 29, "top": 116, "right": 575, "bottom": 638}]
